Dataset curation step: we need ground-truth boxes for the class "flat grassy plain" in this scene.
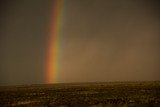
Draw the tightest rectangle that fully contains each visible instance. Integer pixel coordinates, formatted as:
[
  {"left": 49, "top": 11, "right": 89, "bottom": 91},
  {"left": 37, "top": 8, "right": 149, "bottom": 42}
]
[{"left": 0, "top": 81, "right": 160, "bottom": 107}]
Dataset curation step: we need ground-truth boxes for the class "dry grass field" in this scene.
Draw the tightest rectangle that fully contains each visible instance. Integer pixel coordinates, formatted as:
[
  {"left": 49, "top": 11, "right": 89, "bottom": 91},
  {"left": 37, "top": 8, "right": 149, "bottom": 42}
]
[{"left": 0, "top": 81, "right": 160, "bottom": 107}]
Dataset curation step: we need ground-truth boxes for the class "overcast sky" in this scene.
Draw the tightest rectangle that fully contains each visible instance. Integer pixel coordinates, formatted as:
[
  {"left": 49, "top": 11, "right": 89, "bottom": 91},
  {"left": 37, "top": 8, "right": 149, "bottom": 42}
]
[{"left": 0, "top": 0, "right": 160, "bottom": 85}]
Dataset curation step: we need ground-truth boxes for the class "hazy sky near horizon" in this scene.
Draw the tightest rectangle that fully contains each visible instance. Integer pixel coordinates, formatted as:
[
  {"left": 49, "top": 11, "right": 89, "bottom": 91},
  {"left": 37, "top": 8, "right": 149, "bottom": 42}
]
[{"left": 0, "top": 0, "right": 160, "bottom": 85}]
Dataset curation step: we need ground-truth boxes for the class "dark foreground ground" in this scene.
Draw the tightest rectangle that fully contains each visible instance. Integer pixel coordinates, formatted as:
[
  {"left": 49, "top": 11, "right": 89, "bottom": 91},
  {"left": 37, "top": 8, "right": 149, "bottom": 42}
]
[{"left": 0, "top": 81, "right": 160, "bottom": 107}]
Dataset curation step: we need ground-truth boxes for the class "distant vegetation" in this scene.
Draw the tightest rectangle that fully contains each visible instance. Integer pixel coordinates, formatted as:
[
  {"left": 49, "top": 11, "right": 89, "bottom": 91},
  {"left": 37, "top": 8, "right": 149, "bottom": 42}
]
[{"left": 0, "top": 81, "right": 160, "bottom": 107}]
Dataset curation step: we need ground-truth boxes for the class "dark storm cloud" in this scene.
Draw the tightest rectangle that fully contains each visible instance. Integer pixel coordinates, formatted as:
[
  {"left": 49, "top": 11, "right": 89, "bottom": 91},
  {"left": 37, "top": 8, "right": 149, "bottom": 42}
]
[
  {"left": 60, "top": 0, "right": 160, "bottom": 82},
  {"left": 0, "top": 0, "right": 53, "bottom": 85},
  {"left": 0, "top": 0, "right": 160, "bottom": 85}
]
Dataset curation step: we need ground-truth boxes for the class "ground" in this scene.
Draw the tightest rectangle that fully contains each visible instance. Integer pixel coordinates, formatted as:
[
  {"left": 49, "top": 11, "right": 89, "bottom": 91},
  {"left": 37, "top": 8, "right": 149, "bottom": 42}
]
[{"left": 0, "top": 81, "right": 160, "bottom": 107}]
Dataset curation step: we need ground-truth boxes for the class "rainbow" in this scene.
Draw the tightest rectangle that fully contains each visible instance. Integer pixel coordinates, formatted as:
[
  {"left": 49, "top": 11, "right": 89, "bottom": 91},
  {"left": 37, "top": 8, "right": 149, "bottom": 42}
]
[{"left": 46, "top": 0, "right": 64, "bottom": 83}]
